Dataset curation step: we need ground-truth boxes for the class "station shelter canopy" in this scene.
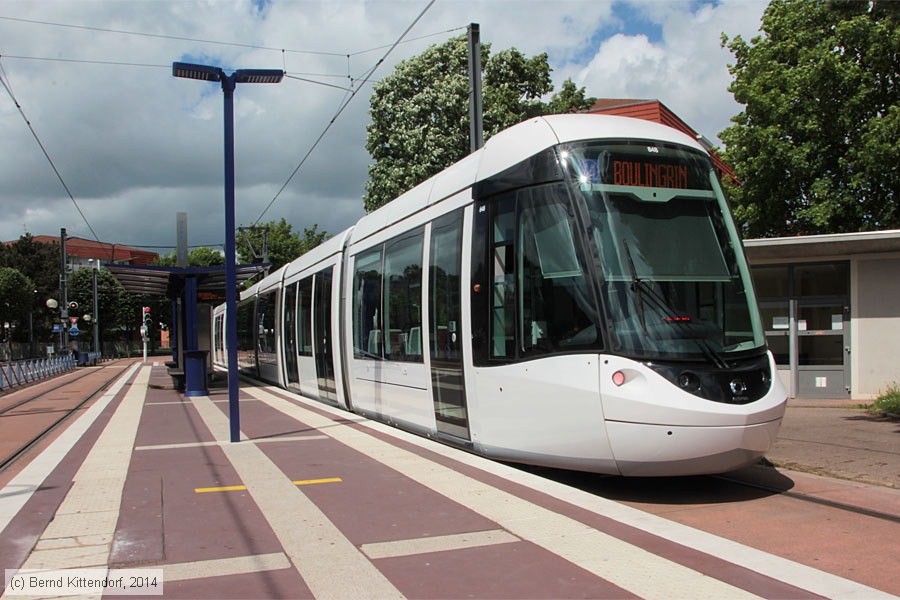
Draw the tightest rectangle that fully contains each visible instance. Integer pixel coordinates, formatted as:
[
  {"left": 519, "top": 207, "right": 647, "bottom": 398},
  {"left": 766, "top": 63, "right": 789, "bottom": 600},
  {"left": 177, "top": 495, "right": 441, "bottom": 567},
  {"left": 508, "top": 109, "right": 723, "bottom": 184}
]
[{"left": 106, "top": 263, "right": 269, "bottom": 300}]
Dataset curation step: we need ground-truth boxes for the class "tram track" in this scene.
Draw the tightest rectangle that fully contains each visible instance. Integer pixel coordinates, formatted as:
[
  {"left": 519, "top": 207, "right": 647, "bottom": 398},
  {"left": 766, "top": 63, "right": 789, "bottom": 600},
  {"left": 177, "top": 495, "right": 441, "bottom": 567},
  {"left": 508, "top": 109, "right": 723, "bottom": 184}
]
[
  {"left": 712, "top": 470, "right": 900, "bottom": 525},
  {"left": 523, "top": 462, "right": 900, "bottom": 529},
  {"left": 0, "top": 368, "right": 98, "bottom": 416},
  {"left": 0, "top": 360, "right": 133, "bottom": 474}
]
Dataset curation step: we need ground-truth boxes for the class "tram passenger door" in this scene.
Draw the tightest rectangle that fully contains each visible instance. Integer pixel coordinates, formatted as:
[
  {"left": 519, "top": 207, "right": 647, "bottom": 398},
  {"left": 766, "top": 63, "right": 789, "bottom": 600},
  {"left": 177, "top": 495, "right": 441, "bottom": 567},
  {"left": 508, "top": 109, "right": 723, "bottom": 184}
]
[
  {"left": 429, "top": 210, "right": 470, "bottom": 440},
  {"left": 314, "top": 267, "right": 337, "bottom": 402},
  {"left": 283, "top": 282, "right": 300, "bottom": 390}
]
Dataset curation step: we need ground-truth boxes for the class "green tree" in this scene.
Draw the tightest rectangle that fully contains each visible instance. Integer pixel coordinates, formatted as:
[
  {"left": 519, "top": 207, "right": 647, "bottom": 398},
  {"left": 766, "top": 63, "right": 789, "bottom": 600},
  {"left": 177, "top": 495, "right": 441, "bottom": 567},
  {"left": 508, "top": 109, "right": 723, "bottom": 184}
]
[
  {"left": 68, "top": 267, "right": 135, "bottom": 345},
  {"left": 720, "top": 0, "right": 899, "bottom": 237},
  {"left": 0, "top": 233, "right": 59, "bottom": 301},
  {"left": 0, "top": 267, "right": 35, "bottom": 342},
  {"left": 364, "top": 35, "right": 595, "bottom": 212},
  {"left": 546, "top": 79, "right": 596, "bottom": 115},
  {"left": 236, "top": 219, "right": 329, "bottom": 272},
  {"left": 0, "top": 234, "right": 60, "bottom": 342},
  {"left": 153, "top": 246, "right": 225, "bottom": 267}
]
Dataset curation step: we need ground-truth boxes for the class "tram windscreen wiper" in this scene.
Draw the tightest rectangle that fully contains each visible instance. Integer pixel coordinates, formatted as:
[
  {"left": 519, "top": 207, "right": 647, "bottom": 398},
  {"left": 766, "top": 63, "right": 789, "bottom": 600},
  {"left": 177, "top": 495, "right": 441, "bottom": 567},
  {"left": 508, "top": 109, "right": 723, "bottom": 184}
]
[
  {"left": 621, "top": 238, "right": 648, "bottom": 337},
  {"left": 620, "top": 238, "right": 729, "bottom": 369}
]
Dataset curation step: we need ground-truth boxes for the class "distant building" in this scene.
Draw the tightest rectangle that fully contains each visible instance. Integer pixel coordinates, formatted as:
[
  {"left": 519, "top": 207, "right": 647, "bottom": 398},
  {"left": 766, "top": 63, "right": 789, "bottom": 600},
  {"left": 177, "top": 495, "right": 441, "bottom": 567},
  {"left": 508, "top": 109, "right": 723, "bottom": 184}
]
[
  {"left": 26, "top": 235, "right": 158, "bottom": 270},
  {"left": 745, "top": 231, "right": 900, "bottom": 401}
]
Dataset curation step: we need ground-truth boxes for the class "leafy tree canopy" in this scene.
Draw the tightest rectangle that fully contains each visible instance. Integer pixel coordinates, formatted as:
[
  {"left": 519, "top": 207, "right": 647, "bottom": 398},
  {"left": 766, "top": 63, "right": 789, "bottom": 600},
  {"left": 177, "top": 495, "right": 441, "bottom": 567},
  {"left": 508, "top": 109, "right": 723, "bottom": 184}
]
[
  {"left": 0, "top": 234, "right": 59, "bottom": 305},
  {"left": 152, "top": 246, "right": 225, "bottom": 267},
  {"left": 236, "top": 219, "right": 329, "bottom": 272},
  {"left": 364, "top": 35, "right": 596, "bottom": 212},
  {"left": 0, "top": 267, "right": 34, "bottom": 330},
  {"left": 68, "top": 266, "right": 136, "bottom": 344},
  {"left": 0, "top": 234, "right": 163, "bottom": 344},
  {"left": 720, "top": 0, "right": 899, "bottom": 237}
]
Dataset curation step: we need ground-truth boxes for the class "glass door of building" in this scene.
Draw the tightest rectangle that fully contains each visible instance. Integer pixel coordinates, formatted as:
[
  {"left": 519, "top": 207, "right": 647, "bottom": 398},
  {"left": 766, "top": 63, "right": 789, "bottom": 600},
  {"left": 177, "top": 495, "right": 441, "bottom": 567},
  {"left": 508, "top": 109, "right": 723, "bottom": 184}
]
[
  {"left": 754, "top": 262, "right": 850, "bottom": 398},
  {"left": 796, "top": 302, "right": 849, "bottom": 398}
]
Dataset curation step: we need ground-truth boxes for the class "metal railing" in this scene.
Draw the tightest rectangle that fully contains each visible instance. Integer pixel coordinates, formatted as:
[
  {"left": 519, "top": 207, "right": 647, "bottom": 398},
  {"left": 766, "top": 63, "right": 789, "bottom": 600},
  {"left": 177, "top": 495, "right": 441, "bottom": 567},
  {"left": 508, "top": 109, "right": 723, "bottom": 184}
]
[
  {"left": 0, "top": 355, "right": 78, "bottom": 392},
  {"left": 77, "top": 351, "right": 102, "bottom": 366}
]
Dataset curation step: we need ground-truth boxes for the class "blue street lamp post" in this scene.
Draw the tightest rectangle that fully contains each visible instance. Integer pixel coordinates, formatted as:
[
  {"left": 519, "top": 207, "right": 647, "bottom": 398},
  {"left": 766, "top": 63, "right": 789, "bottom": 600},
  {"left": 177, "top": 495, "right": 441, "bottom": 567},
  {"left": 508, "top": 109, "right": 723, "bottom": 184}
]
[{"left": 172, "top": 62, "right": 283, "bottom": 443}]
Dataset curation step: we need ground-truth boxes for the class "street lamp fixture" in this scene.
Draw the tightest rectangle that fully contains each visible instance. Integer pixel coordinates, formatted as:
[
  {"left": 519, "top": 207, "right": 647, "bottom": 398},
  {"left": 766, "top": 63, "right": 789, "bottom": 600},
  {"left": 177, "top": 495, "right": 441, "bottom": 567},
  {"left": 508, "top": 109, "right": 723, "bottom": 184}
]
[
  {"left": 172, "top": 61, "right": 283, "bottom": 443},
  {"left": 172, "top": 62, "right": 284, "bottom": 85},
  {"left": 45, "top": 298, "right": 61, "bottom": 352},
  {"left": 172, "top": 62, "right": 221, "bottom": 81}
]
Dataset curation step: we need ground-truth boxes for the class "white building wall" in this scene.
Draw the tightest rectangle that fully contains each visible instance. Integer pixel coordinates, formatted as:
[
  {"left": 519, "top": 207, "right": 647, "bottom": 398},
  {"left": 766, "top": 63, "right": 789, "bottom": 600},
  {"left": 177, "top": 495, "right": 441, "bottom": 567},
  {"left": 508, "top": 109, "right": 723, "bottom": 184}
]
[{"left": 854, "top": 256, "right": 900, "bottom": 397}]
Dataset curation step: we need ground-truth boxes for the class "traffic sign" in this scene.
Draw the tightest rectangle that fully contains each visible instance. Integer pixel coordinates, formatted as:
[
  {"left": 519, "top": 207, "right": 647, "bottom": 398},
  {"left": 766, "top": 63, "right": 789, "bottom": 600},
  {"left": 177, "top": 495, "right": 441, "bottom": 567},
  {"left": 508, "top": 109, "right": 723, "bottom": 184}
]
[
  {"left": 68, "top": 326, "right": 80, "bottom": 336},
  {"left": 69, "top": 316, "right": 79, "bottom": 324}
]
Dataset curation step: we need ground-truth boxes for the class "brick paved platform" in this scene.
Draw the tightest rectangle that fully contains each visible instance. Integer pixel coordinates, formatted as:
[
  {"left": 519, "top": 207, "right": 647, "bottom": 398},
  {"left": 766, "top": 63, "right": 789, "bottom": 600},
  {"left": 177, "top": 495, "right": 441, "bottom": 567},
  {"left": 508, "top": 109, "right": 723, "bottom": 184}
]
[{"left": 0, "top": 363, "right": 895, "bottom": 599}]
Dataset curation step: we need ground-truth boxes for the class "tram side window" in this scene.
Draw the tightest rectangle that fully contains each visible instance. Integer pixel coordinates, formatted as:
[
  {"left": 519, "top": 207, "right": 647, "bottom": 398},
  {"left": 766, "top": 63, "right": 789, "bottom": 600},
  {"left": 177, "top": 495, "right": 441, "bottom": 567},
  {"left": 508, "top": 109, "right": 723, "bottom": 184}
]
[
  {"left": 353, "top": 248, "right": 383, "bottom": 359},
  {"left": 430, "top": 210, "right": 465, "bottom": 362},
  {"left": 489, "top": 184, "right": 600, "bottom": 361},
  {"left": 383, "top": 231, "right": 424, "bottom": 363},
  {"left": 298, "top": 277, "right": 313, "bottom": 356},
  {"left": 257, "top": 291, "right": 277, "bottom": 365},
  {"left": 213, "top": 314, "right": 223, "bottom": 363},
  {"left": 491, "top": 196, "right": 516, "bottom": 358},
  {"left": 236, "top": 299, "right": 256, "bottom": 371}
]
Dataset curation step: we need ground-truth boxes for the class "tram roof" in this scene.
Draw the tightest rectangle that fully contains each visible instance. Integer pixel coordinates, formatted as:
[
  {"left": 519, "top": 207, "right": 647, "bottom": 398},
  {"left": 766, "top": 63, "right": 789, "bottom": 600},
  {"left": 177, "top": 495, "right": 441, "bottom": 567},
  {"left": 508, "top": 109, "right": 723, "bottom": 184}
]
[
  {"left": 349, "top": 114, "right": 706, "bottom": 246},
  {"left": 107, "top": 263, "right": 269, "bottom": 298}
]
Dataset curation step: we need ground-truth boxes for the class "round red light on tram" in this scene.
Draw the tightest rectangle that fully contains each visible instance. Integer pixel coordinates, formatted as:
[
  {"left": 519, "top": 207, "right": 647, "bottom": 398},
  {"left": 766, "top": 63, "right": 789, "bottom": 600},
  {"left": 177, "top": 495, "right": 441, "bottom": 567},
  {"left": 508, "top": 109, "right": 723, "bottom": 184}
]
[{"left": 612, "top": 371, "right": 626, "bottom": 386}]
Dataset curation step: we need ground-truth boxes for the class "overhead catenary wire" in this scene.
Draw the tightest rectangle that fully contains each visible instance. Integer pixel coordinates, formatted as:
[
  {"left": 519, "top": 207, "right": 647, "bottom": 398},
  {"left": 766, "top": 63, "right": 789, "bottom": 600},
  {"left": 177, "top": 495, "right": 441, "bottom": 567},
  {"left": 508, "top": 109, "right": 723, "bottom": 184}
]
[
  {"left": 0, "top": 54, "right": 170, "bottom": 69},
  {"left": 0, "top": 54, "right": 366, "bottom": 92},
  {"left": 1, "top": 15, "right": 463, "bottom": 70},
  {"left": 1, "top": 54, "right": 366, "bottom": 92},
  {"left": 253, "top": 0, "right": 438, "bottom": 225},
  {"left": 284, "top": 74, "right": 353, "bottom": 93},
  {"left": 0, "top": 57, "right": 107, "bottom": 255},
  {"left": 0, "top": 15, "right": 346, "bottom": 57},
  {"left": 347, "top": 26, "right": 466, "bottom": 56}
]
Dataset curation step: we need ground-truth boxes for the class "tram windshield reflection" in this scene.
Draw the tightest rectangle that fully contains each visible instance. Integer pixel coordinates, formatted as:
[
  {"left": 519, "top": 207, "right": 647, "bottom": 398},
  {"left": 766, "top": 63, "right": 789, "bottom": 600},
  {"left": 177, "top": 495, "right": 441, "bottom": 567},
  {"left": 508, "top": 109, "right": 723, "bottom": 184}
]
[{"left": 563, "top": 142, "right": 766, "bottom": 362}]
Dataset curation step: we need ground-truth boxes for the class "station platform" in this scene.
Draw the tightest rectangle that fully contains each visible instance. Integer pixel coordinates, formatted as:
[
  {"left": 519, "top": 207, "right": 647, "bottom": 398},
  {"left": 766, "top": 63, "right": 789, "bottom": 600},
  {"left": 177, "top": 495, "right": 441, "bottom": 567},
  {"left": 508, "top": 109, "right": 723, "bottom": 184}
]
[{"left": 0, "top": 362, "right": 895, "bottom": 599}]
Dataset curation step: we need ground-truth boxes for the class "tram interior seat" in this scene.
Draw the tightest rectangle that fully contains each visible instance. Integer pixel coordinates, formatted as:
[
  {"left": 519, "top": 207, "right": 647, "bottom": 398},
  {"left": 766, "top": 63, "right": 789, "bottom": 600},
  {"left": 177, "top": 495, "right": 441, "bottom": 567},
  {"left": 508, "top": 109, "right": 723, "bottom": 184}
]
[
  {"left": 367, "top": 330, "right": 382, "bottom": 355},
  {"left": 407, "top": 327, "right": 421, "bottom": 356},
  {"left": 388, "top": 330, "right": 405, "bottom": 357},
  {"left": 434, "top": 326, "right": 450, "bottom": 358}
]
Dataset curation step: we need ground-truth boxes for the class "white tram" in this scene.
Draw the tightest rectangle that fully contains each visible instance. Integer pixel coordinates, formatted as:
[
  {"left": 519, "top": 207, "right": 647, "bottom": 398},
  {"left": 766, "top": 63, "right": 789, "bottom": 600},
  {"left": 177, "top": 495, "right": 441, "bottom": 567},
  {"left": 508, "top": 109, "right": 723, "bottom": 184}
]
[{"left": 213, "top": 114, "right": 787, "bottom": 476}]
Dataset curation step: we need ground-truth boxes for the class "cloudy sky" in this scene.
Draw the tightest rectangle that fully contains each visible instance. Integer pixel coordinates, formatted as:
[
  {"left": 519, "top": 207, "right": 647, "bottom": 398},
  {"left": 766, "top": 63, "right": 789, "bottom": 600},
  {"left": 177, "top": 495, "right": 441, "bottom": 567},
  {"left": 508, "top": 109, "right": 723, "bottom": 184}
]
[{"left": 0, "top": 0, "right": 767, "bottom": 256}]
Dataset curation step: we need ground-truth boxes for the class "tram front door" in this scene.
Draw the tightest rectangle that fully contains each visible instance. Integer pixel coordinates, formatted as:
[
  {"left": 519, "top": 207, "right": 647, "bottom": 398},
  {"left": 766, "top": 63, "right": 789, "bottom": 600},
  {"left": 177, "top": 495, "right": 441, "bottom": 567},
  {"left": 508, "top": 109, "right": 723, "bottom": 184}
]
[{"left": 428, "top": 210, "right": 470, "bottom": 440}]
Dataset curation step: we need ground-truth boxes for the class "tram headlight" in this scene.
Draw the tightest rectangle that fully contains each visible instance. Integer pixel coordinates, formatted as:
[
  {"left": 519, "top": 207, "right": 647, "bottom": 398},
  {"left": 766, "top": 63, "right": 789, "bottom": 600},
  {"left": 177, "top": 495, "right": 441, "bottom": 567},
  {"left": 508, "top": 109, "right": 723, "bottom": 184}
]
[{"left": 677, "top": 371, "right": 701, "bottom": 392}]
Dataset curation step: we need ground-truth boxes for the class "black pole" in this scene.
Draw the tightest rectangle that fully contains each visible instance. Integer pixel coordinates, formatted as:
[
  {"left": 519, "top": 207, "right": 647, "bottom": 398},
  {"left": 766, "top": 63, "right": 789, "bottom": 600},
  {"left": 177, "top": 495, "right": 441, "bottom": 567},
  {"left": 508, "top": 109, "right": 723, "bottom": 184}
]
[
  {"left": 468, "top": 23, "right": 484, "bottom": 153},
  {"left": 59, "top": 228, "right": 68, "bottom": 351},
  {"left": 92, "top": 265, "right": 99, "bottom": 353}
]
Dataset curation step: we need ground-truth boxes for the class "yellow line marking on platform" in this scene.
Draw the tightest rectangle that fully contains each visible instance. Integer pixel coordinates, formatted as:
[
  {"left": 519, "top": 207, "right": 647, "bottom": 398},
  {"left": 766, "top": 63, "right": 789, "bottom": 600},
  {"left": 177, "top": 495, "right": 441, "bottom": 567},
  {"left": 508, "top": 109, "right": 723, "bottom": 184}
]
[
  {"left": 293, "top": 477, "right": 342, "bottom": 485},
  {"left": 195, "top": 485, "right": 247, "bottom": 493},
  {"left": 194, "top": 477, "right": 342, "bottom": 493}
]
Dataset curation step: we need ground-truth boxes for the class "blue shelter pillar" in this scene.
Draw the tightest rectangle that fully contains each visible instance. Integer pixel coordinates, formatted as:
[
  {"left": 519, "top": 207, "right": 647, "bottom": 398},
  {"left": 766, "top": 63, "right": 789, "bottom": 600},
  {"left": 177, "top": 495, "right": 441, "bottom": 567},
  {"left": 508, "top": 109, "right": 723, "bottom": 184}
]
[
  {"left": 170, "top": 298, "right": 178, "bottom": 364},
  {"left": 183, "top": 276, "right": 208, "bottom": 397}
]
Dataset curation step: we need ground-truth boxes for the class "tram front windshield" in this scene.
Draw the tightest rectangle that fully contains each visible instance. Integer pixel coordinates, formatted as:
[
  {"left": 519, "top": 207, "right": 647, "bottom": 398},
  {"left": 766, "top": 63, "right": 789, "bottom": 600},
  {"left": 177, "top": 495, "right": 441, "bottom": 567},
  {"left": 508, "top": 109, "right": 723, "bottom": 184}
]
[{"left": 563, "top": 141, "right": 765, "bottom": 362}]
